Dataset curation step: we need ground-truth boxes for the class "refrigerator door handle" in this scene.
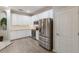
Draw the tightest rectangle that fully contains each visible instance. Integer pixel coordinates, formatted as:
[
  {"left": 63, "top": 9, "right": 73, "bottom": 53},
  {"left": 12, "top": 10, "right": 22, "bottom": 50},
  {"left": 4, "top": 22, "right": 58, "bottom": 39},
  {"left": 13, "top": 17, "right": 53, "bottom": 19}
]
[
  {"left": 56, "top": 33, "right": 60, "bottom": 36},
  {"left": 78, "top": 32, "right": 79, "bottom": 36}
]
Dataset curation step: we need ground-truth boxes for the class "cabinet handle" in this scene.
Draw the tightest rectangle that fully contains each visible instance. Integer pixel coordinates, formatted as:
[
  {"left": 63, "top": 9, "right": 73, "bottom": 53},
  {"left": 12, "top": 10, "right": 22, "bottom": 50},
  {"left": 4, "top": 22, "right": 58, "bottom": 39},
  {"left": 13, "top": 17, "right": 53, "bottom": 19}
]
[
  {"left": 56, "top": 33, "right": 60, "bottom": 36},
  {"left": 78, "top": 32, "right": 79, "bottom": 36}
]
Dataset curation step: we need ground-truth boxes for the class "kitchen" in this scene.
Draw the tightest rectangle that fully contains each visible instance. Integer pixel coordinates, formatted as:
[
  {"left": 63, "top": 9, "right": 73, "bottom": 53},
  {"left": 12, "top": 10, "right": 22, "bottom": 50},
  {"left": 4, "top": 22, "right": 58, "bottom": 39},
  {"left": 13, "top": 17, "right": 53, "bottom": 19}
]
[
  {"left": 0, "top": 6, "right": 79, "bottom": 53},
  {"left": 0, "top": 6, "right": 53, "bottom": 53}
]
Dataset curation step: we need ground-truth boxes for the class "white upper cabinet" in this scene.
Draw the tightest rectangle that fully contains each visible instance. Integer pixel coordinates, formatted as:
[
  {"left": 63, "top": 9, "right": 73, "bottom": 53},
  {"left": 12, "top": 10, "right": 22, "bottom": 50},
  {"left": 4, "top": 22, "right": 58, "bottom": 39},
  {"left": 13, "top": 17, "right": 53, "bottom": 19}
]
[
  {"left": 38, "top": 9, "right": 53, "bottom": 19},
  {"left": 32, "top": 9, "right": 53, "bottom": 21},
  {"left": 12, "top": 13, "right": 32, "bottom": 25},
  {"left": 41, "top": 9, "right": 53, "bottom": 18},
  {"left": 32, "top": 15, "right": 39, "bottom": 21},
  {"left": 48, "top": 9, "right": 53, "bottom": 18}
]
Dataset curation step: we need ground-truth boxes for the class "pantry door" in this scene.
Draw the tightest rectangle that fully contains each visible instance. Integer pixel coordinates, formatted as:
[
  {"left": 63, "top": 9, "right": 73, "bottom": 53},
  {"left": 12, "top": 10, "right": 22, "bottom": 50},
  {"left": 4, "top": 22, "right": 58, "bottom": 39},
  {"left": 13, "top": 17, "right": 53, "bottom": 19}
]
[{"left": 54, "top": 7, "right": 78, "bottom": 52}]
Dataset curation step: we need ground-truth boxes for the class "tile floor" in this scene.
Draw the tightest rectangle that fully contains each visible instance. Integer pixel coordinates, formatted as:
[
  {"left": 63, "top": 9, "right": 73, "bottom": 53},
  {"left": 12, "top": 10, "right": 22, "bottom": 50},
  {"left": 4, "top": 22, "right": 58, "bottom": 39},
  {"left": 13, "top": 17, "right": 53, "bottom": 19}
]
[
  {"left": 0, "top": 41, "right": 12, "bottom": 50},
  {"left": 0, "top": 37, "right": 52, "bottom": 53}
]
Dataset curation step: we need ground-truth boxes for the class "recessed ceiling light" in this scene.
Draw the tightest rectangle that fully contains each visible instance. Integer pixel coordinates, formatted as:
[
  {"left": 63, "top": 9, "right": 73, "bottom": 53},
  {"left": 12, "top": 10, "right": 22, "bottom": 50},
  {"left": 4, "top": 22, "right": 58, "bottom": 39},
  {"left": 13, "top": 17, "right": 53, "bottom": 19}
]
[
  {"left": 26, "top": 10, "right": 31, "bottom": 13},
  {"left": 18, "top": 9, "right": 24, "bottom": 11},
  {"left": 4, "top": 6, "right": 8, "bottom": 7},
  {"left": 18, "top": 9, "right": 31, "bottom": 13}
]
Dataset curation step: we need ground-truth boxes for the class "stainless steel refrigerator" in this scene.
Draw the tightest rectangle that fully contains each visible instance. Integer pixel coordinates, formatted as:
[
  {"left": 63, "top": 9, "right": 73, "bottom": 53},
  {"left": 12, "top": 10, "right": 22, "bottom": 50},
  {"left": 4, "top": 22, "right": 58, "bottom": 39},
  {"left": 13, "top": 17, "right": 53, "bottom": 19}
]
[{"left": 39, "top": 18, "right": 53, "bottom": 51}]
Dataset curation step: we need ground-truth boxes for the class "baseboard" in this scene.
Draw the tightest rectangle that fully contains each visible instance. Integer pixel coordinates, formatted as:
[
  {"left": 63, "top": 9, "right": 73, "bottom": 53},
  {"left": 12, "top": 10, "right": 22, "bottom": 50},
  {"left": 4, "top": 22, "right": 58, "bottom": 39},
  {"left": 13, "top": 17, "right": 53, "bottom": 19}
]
[
  {"left": 10, "top": 36, "right": 31, "bottom": 41},
  {"left": 0, "top": 41, "right": 13, "bottom": 51},
  {"left": 52, "top": 49, "right": 57, "bottom": 53}
]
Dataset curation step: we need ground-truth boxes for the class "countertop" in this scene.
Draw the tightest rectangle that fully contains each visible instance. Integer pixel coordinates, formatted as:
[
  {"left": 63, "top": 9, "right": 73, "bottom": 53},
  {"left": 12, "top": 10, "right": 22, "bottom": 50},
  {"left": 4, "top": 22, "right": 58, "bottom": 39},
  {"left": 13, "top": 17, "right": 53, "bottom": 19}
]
[{"left": 11, "top": 25, "right": 37, "bottom": 31}]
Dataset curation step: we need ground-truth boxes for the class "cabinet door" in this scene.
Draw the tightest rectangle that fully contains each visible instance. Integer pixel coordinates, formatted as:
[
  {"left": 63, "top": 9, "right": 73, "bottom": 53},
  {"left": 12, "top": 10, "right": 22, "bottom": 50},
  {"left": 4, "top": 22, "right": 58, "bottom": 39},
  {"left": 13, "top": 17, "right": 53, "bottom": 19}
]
[
  {"left": 42, "top": 11, "right": 49, "bottom": 18},
  {"left": 54, "top": 7, "right": 78, "bottom": 52},
  {"left": 37, "top": 10, "right": 53, "bottom": 19},
  {"left": 48, "top": 10, "right": 53, "bottom": 18}
]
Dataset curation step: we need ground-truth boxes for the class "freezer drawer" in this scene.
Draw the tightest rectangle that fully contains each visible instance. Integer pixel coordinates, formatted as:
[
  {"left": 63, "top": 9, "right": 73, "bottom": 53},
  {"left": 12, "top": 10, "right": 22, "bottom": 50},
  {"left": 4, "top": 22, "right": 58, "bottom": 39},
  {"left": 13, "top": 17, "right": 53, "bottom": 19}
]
[{"left": 39, "top": 35, "right": 52, "bottom": 50}]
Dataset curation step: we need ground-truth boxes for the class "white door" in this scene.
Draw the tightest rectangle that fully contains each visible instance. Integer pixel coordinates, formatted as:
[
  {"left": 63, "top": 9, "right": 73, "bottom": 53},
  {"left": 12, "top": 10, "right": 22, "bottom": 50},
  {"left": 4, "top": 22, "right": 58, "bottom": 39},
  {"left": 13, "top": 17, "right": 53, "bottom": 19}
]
[{"left": 54, "top": 7, "right": 78, "bottom": 52}]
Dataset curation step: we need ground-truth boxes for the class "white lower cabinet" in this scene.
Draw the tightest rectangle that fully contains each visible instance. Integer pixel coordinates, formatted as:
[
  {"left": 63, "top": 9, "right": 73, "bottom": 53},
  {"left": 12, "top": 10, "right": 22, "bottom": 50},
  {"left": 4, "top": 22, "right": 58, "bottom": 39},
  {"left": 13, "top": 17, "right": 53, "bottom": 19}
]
[{"left": 10, "top": 30, "right": 31, "bottom": 40}]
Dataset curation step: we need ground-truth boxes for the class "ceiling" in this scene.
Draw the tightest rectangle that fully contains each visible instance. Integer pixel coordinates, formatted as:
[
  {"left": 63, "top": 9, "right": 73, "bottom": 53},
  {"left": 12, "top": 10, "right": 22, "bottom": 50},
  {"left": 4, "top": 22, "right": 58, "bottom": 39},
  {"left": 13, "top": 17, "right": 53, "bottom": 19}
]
[
  {"left": 0, "top": 6, "right": 72, "bottom": 17},
  {"left": 0, "top": 6, "right": 68, "bottom": 16},
  {"left": 9, "top": 6, "right": 52, "bottom": 16}
]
